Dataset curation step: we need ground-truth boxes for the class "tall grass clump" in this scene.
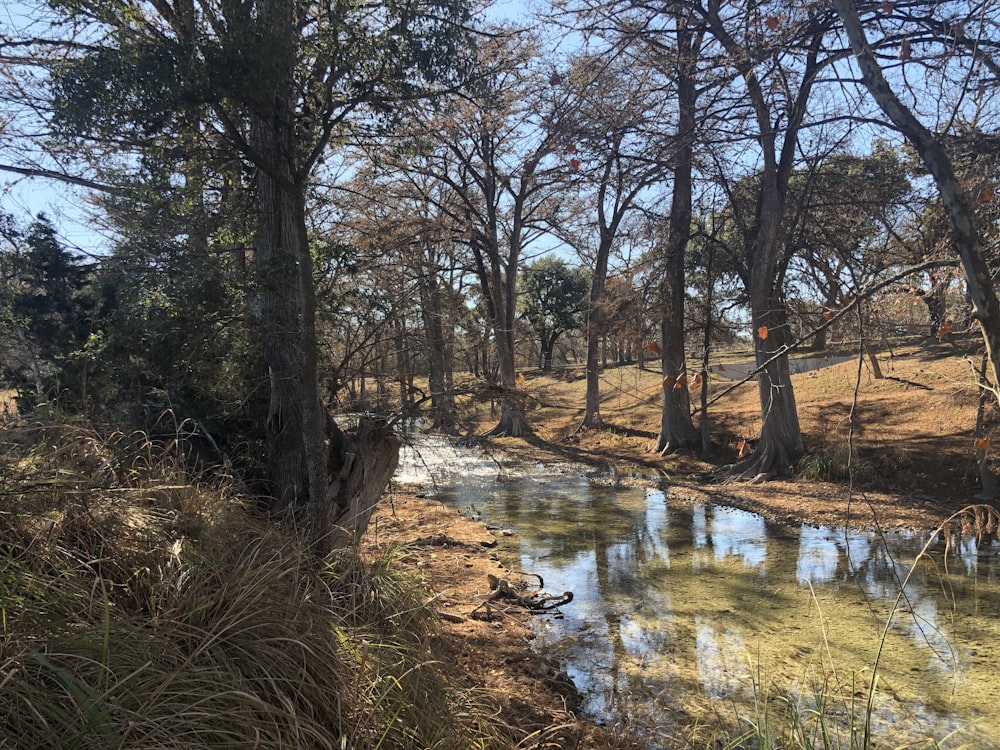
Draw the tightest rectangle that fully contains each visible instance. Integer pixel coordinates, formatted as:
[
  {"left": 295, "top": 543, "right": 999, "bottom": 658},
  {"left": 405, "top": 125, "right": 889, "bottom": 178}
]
[{"left": 0, "top": 420, "right": 515, "bottom": 749}]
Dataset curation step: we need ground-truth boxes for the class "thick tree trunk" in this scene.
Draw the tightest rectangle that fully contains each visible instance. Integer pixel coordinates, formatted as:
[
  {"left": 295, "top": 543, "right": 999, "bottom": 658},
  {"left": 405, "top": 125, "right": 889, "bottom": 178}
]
[
  {"left": 657, "top": 262, "right": 698, "bottom": 453},
  {"left": 725, "top": 168, "right": 804, "bottom": 479},
  {"left": 251, "top": 0, "right": 397, "bottom": 552},
  {"left": 472, "top": 228, "right": 532, "bottom": 437},
  {"left": 325, "top": 416, "right": 400, "bottom": 549},
  {"left": 735, "top": 294, "right": 804, "bottom": 481},
  {"left": 483, "top": 322, "right": 532, "bottom": 437}
]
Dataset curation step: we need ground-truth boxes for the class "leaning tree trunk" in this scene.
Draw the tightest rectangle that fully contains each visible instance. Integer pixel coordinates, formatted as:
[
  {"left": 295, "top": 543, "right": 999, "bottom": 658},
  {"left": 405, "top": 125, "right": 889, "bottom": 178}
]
[{"left": 834, "top": 0, "right": 1000, "bottom": 395}]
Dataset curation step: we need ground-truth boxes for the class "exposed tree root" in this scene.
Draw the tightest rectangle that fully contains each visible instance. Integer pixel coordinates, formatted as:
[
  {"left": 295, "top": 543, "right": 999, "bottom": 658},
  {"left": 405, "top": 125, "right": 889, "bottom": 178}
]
[
  {"left": 470, "top": 572, "right": 573, "bottom": 621},
  {"left": 656, "top": 433, "right": 700, "bottom": 457},
  {"left": 713, "top": 438, "right": 793, "bottom": 484}
]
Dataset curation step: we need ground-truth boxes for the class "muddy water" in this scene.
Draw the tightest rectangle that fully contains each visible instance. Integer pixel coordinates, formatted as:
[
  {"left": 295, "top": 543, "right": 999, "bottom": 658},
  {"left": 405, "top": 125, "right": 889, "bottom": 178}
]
[{"left": 395, "top": 437, "right": 1000, "bottom": 748}]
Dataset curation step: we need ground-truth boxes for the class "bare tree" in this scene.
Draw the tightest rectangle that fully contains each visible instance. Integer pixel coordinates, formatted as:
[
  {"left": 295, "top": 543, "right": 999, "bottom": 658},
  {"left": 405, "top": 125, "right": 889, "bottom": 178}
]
[
  {"left": 546, "top": 53, "right": 677, "bottom": 430},
  {"left": 387, "top": 34, "right": 574, "bottom": 437},
  {"left": 833, "top": 0, "right": 1000, "bottom": 384}
]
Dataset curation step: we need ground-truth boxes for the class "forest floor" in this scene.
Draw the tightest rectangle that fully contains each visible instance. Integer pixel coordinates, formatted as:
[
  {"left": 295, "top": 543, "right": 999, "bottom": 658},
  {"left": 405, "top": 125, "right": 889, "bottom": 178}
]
[{"left": 364, "top": 335, "right": 1000, "bottom": 747}]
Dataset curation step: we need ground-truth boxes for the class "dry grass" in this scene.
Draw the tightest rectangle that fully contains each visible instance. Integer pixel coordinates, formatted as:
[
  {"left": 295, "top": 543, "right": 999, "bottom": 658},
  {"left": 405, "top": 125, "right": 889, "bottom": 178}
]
[
  {"left": 0, "top": 420, "right": 524, "bottom": 750},
  {"left": 479, "top": 339, "right": 998, "bottom": 506}
]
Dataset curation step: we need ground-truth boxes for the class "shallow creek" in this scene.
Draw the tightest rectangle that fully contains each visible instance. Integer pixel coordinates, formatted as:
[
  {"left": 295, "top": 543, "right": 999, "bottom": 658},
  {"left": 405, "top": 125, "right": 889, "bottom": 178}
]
[{"left": 395, "top": 436, "right": 1000, "bottom": 748}]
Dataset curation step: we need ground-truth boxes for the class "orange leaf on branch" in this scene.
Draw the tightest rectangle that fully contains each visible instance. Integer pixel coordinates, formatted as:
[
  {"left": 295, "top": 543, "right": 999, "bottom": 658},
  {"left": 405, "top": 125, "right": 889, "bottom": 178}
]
[{"left": 757, "top": 326, "right": 769, "bottom": 340}]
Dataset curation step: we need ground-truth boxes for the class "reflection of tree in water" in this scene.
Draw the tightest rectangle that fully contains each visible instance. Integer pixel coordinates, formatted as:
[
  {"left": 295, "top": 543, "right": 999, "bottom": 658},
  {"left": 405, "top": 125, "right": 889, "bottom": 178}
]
[
  {"left": 434, "top": 468, "right": 1000, "bottom": 744},
  {"left": 590, "top": 490, "right": 684, "bottom": 737}
]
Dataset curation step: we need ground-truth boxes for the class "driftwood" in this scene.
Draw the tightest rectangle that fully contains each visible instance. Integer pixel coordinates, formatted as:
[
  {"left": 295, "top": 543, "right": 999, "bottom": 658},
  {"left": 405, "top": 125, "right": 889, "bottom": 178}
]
[
  {"left": 470, "top": 572, "right": 573, "bottom": 621},
  {"left": 409, "top": 533, "right": 497, "bottom": 549}
]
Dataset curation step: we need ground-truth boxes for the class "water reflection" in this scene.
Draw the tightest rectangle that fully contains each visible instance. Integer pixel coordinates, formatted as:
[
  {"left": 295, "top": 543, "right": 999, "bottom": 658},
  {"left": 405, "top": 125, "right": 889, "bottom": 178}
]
[{"left": 399, "top": 448, "right": 1000, "bottom": 749}]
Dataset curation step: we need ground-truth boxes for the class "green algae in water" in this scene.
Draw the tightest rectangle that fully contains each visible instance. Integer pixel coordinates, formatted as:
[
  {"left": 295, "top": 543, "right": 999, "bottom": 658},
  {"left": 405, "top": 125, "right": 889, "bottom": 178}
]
[{"left": 433, "top": 475, "right": 1000, "bottom": 749}]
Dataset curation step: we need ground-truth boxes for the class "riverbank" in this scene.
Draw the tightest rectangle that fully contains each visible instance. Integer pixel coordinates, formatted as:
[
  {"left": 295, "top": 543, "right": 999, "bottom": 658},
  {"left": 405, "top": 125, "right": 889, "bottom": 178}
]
[
  {"left": 369, "top": 340, "right": 1000, "bottom": 747},
  {"left": 366, "top": 488, "right": 642, "bottom": 749},
  {"left": 458, "top": 339, "right": 999, "bottom": 533}
]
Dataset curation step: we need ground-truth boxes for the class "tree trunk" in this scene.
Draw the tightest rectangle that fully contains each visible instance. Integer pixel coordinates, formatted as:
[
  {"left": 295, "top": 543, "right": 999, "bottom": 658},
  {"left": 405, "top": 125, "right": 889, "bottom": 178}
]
[
  {"left": 656, "top": 32, "right": 700, "bottom": 455},
  {"left": 484, "top": 320, "right": 532, "bottom": 436},
  {"left": 471, "top": 227, "right": 532, "bottom": 437},
  {"left": 834, "top": 0, "right": 1000, "bottom": 392},
  {"left": 325, "top": 416, "right": 400, "bottom": 549},
  {"left": 735, "top": 293, "right": 804, "bottom": 481},
  {"left": 418, "top": 267, "right": 458, "bottom": 433},
  {"left": 811, "top": 321, "right": 828, "bottom": 351},
  {"left": 581, "top": 234, "right": 612, "bottom": 430},
  {"left": 541, "top": 330, "right": 560, "bottom": 372},
  {"left": 581, "top": 308, "right": 606, "bottom": 429},
  {"left": 251, "top": 0, "right": 397, "bottom": 552},
  {"left": 728, "top": 174, "right": 804, "bottom": 478}
]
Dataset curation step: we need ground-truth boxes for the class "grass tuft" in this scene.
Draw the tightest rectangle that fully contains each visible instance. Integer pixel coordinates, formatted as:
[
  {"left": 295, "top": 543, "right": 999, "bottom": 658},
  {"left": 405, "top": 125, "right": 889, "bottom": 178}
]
[{"left": 0, "top": 421, "right": 517, "bottom": 749}]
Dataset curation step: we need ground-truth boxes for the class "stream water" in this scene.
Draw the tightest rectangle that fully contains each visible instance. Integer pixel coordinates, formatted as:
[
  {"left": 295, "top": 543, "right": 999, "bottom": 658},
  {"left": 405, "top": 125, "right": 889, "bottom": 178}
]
[{"left": 395, "top": 435, "right": 1000, "bottom": 749}]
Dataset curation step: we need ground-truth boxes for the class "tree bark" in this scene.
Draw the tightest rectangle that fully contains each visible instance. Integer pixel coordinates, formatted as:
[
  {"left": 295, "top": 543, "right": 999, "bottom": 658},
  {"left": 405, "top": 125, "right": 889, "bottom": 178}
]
[
  {"left": 701, "top": 0, "right": 815, "bottom": 479},
  {"left": 656, "top": 18, "right": 700, "bottom": 454},
  {"left": 541, "top": 330, "right": 561, "bottom": 372},
  {"left": 250, "top": 0, "right": 398, "bottom": 552},
  {"left": 471, "top": 225, "right": 532, "bottom": 437},
  {"left": 418, "top": 262, "right": 459, "bottom": 433},
  {"left": 581, "top": 232, "right": 611, "bottom": 429}
]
